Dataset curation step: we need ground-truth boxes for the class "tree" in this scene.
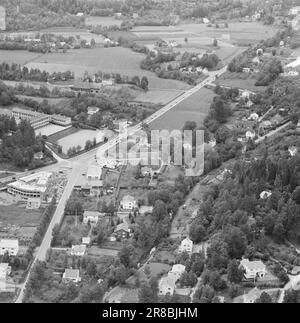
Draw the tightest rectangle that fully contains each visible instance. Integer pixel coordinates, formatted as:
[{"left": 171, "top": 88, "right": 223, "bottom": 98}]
[
  {"left": 140, "top": 76, "right": 149, "bottom": 91},
  {"left": 255, "top": 291, "right": 273, "bottom": 303},
  {"left": 138, "top": 283, "right": 158, "bottom": 303},
  {"left": 179, "top": 271, "right": 198, "bottom": 287},
  {"left": 119, "top": 246, "right": 131, "bottom": 268},
  {"left": 213, "top": 39, "right": 218, "bottom": 47},
  {"left": 227, "top": 260, "right": 244, "bottom": 283},
  {"left": 189, "top": 223, "right": 206, "bottom": 243}
]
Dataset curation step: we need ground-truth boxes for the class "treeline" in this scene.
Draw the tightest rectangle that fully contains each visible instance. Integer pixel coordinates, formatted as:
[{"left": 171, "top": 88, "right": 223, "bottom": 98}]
[{"left": 0, "top": 63, "right": 74, "bottom": 82}]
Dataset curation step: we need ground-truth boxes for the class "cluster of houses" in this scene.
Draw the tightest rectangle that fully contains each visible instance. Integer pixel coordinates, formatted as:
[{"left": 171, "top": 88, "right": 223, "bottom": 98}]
[{"left": 158, "top": 238, "right": 194, "bottom": 297}]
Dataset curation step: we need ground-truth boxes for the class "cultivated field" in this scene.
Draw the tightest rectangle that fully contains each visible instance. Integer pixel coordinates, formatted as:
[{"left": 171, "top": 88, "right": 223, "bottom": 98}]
[
  {"left": 25, "top": 47, "right": 189, "bottom": 90},
  {"left": 0, "top": 50, "right": 41, "bottom": 65},
  {"left": 149, "top": 87, "right": 215, "bottom": 131},
  {"left": 134, "top": 89, "right": 183, "bottom": 104},
  {"left": 85, "top": 16, "right": 122, "bottom": 27}
]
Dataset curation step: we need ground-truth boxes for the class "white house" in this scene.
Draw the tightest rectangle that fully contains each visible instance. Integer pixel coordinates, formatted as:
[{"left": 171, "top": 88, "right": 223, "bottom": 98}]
[
  {"left": 87, "top": 106, "right": 99, "bottom": 116},
  {"left": 158, "top": 276, "right": 175, "bottom": 296},
  {"left": 83, "top": 211, "right": 102, "bottom": 225},
  {"left": 70, "top": 245, "right": 86, "bottom": 257},
  {"left": 76, "top": 12, "right": 84, "bottom": 17},
  {"left": 120, "top": 195, "right": 137, "bottom": 210},
  {"left": 248, "top": 113, "right": 259, "bottom": 121},
  {"left": 168, "top": 264, "right": 186, "bottom": 282},
  {"left": 246, "top": 130, "right": 256, "bottom": 140},
  {"left": 260, "top": 191, "right": 272, "bottom": 199},
  {"left": 0, "top": 239, "right": 19, "bottom": 256},
  {"left": 203, "top": 17, "right": 210, "bottom": 24},
  {"left": 240, "top": 259, "right": 266, "bottom": 280},
  {"left": 82, "top": 237, "right": 91, "bottom": 245},
  {"left": 288, "top": 146, "right": 298, "bottom": 157},
  {"left": 63, "top": 269, "right": 81, "bottom": 283},
  {"left": 178, "top": 237, "right": 193, "bottom": 254},
  {"left": 289, "top": 6, "right": 300, "bottom": 15}
]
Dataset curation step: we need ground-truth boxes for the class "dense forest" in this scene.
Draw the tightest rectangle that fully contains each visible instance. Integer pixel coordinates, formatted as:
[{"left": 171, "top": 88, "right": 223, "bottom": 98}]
[{"left": 0, "top": 115, "right": 45, "bottom": 168}]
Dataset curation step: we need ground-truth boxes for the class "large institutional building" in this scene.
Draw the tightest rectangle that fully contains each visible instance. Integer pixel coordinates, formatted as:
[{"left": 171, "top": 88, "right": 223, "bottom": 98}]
[
  {"left": 0, "top": 6, "right": 6, "bottom": 31},
  {"left": 7, "top": 172, "right": 52, "bottom": 200},
  {"left": 12, "top": 107, "right": 72, "bottom": 129}
]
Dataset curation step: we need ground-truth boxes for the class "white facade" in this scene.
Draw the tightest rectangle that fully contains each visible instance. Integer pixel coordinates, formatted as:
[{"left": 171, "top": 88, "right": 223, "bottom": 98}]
[
  {"left": 120, "top": 195, "right": 137, "bottom": 210},
  {"left": 158, "top": 276, "right": 175, "bottom": 296},
  {"left": 63, "top": 269, "right": 81, "bottom": 283},
  {"left": 0, "top": 239, "right": 19, "bottom": 256},
  {"left": 240, "top": 259, "right": 266, "bottom": 280},
  {"left": 83, "top": 211, "right": 101, "bottom": 225},
  {"left": 168, "top": 264, "right": 186, "bottom": 282},
  {"left": 70, "top": 245, "right": 86, "bottom": 257},
  {"left": 178, "top": 238, "right": 193, "bottom": 254}
]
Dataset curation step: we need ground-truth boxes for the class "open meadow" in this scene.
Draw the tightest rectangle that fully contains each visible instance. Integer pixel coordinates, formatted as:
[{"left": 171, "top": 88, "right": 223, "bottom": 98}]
[{"left": 25, "top": 46, "right": 189, "bottom": 90}]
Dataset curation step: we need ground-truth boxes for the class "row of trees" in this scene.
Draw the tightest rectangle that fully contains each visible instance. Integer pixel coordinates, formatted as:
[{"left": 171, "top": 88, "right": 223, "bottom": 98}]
[{"left": 0, "top": 63, "right": 74, "bottom": 82}]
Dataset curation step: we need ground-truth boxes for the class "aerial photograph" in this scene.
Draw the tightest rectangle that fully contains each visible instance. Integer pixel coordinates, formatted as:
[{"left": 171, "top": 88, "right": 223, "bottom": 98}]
[{"left": 0, "top": 0, "right": 299, "bottom": 308}]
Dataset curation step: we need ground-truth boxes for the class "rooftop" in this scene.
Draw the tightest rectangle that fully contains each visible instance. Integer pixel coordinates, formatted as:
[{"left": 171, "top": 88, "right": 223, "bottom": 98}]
[
  {"left": 64, "top": 269, "right": 80, "bottom": 279},
  {"left": 240, "top": 259, "right": 266, "bottom": 271}
]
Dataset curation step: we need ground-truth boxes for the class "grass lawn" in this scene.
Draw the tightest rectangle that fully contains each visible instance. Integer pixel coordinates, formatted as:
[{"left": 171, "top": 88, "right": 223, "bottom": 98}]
[
  {"left": 0, "top": 202, "right": 43, "bottom": 226},
  {"left": 149, "top": 87, "right": 215, "bottom": 130},
  {"left": 218, "top": 72, "right": 267, "bottom": 92}
]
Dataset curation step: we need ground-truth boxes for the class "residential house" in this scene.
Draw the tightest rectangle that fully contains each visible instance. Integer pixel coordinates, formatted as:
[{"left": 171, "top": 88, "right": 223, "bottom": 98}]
[
  {"left": 289, "top": 6, "right": 300, "bottom": 15},
  {"left": 178, "top": 237, "right": 193, "bottom": 254},
  {"left": 203, "top": 17, "right": 210, "bottom": 24},
  {"left": 246, "top": 130, "right": 256, "bottom": 140},
  {"left": 114, "top": 222, "right": 131, "bottom": 240},
  {"left": 260, "top": 191, "right": 272, "bottom": 199},
  {"left": 248, "top": 113, "right": 259, "bottom": 121},
  {"left": 34, "top": 152, "right": 44, "bottom": 160},
  {"left": 240, "top": 259, "right": 266, "bottom": 280},
  {"left": 168, "top": 264, "right": 186, "bottom": 282},
  {"left": 63, "top": 269, "right": 81, "bottom": 283},
  {"left": 0, "top": 239, "right": 19, "bottom": 256},
  {"left": 82, "top": 237, "right": 91, "bottom": 245},
  {"left": 141, "top": 166, "right": 152, "bottom": 177},
  {"left": 288, "top": 146, "right": 298, "bottom": 157},
  {"left": 87, "top": 106, "right": 99, "bottom": 116},
  {"left": 83, "top": 211, "right": 102, "bottom": 225},
  {"left": 120, "top": 195, "right": 137, "bottom": 210},
  {"left": 158, "top": 276, "right": 175, "bottom": 296},
  {"left": 70, "top": 244, "right": 86, "bottom": 257}
]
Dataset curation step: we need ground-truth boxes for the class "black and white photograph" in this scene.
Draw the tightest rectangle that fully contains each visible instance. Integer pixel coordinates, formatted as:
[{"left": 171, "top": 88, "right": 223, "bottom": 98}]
[{"left": 0, "top": 0, "right": 299, "bottom": 308}]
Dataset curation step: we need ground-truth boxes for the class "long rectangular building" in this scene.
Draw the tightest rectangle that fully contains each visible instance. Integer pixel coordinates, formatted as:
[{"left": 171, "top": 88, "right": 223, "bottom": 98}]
[{"left": 12, "top": 107, "right": 71, "bottom": 129}]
